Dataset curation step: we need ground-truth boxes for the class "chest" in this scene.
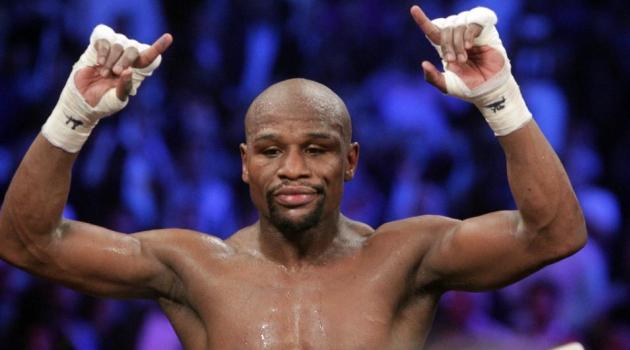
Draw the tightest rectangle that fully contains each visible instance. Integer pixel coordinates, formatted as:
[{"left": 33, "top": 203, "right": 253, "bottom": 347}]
[{"left": 186, "top": 260, "right": 399, "bottom": 349}]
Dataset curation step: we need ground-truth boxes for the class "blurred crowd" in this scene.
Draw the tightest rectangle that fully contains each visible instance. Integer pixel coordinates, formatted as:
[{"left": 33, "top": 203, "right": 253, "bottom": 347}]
[{"left": 0, "top": 0, "right": 629, "bottom": 349}]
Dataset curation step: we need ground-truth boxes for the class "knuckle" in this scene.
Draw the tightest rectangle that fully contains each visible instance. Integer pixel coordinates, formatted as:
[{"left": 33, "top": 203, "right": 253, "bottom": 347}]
[
  {"left": 96, "top": 39, "right": 110, "bottom": 47},
  {"left": 95, "top": 40, "right": 110, "bottom": 53},
  {"left": 112, "top": 43, "right": 124, "bottom": 53},
  {"left": 124, "top": 47, "right": 140, "bottom": 59}
]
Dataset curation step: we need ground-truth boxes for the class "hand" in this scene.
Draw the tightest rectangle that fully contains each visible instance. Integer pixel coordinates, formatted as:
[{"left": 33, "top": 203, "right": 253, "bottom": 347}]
[
  {"left": 410, "top": 5, "right": 504, "bottom": 93},
  {"left": 75, "top": 33, "right": 173, "bottom": 107}
]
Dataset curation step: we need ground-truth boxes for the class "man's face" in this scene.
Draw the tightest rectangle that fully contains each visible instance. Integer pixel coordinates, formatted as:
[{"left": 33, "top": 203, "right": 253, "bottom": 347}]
[{"left": 241, "top": 105, "right": 358, "bottom": 234}]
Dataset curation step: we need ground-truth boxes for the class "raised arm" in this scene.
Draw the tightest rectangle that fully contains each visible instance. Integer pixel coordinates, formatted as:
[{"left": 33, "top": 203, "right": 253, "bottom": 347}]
[
  {"left": 0, "top": 26, "right": 181, "bottom": 299},
  {"left": 401, "top": 6, "right": 586, "bottom": 292}
]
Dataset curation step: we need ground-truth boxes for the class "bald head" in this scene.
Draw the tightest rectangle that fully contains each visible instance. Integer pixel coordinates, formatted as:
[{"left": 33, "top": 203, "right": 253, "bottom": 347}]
[{"left": 245, "top": 78, "right": 352, "bottom": 144}]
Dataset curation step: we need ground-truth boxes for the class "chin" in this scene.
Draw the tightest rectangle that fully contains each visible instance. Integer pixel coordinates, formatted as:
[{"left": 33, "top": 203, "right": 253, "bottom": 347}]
[
  {"left": 268, "top": 198, "right": 325, "bottom": 235},
  {"left": 274, "top": 215, "right": 318, "bottom": 234}
]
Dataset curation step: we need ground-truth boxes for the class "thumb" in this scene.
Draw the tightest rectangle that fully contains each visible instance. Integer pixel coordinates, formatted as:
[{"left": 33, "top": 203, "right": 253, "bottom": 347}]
[
  {"left": 421, "top": 61, "right": 446, "bottom": 93},
  {"left": 116, "top": 68, "right": 133, "bottom": 101}
]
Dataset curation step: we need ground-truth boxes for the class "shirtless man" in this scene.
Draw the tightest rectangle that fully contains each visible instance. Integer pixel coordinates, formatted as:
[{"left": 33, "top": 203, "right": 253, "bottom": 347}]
[{"left": 0, "top": 5, "right": 586, "bottom": 349}]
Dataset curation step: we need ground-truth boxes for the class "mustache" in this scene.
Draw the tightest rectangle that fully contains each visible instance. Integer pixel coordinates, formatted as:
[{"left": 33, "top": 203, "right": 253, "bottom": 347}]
[{"left": 267, "top": 182, "right": 325, "bottom": 196}]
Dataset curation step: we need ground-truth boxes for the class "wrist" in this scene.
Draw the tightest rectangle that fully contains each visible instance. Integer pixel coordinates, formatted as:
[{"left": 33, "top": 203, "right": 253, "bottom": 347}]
[
  {"left": 41, "top": 104, "right": 97, "bottom": 153},
  {"left": 473, "top": 75, "right": 532, "bottom": 136},
  {"left": 42, "top": 73, "right": 127, "bottom": 153}
]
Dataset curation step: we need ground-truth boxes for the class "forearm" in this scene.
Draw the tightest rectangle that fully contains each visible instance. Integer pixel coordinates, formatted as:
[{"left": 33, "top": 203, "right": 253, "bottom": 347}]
[
  {"left": 498, "top": 120, "right": 586, "bottom": 244},
  {"left": 0, "top": 135, "right": 77, "bottom": 256},
  {"left": 0, "top": 26, "right": 154, "bottom": 251}
]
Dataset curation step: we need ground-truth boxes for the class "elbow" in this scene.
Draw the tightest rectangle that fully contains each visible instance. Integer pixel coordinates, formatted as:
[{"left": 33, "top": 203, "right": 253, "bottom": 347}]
[
  {"left": 569, "top": 208, "right": 588, "bottom": 254},
  {"left": 565, "top": 192, "right": 588, "bottom": 254},
  {"left": 0, "top": 204, "right": 59, "bottom": 267},
  {"left": 544, "top": 202, "right": 588, "bottom": 260}
]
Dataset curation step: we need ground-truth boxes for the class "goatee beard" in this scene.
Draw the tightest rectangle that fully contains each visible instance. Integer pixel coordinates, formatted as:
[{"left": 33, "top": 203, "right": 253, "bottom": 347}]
[{"left": 266, "top": 186, "right": 325, "bottom": 235}]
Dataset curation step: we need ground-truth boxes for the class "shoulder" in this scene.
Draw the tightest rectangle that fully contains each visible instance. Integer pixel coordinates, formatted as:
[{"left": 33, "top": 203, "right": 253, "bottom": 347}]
[
  {"left": 363, "top": 215, "right": 461, "bottom": 255},
  {"left": 342, "top": 215, "right": 376, "bottom": 238},
  {"left": 225, "top": 223, "right": 264, "bottom": 256},
  {"left": 375, "top": 214, "right": 460, "bottom": 238},
  {"left": 132, "top": 228, "right": 236, "bottom": 258}
]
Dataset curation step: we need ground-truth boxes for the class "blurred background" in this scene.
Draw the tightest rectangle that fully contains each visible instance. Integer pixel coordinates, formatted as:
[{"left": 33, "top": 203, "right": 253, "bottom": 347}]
[{"left": 0, "top": 0, "right": 629, "bottom": 349}]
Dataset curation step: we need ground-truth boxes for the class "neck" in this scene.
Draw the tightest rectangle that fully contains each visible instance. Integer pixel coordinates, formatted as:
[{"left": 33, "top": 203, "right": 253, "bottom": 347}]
[{"left": 257, "top": 212, "right": 343, "bottom": 268}]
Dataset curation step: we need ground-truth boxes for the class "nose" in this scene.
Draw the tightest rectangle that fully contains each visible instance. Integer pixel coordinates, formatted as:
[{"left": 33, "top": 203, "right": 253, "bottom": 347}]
[{"left": 277, "top": 148, "right": 311, "bottom": 180}]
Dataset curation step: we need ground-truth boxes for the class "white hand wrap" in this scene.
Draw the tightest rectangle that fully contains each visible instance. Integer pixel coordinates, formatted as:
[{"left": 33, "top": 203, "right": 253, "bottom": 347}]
[
  {"left": 430, "top": 7, "right": 532, "bottom": 136},
  {"left": 42, "top": 24, "right": 162, "bottom": 153}
]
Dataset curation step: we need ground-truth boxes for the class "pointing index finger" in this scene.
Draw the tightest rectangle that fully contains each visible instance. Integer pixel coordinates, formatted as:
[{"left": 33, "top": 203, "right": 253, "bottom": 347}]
[
  {"left": 410, "top": 5, "right": 441, "bottom": 44},
  {"left": 134, "top": 33, "right": 174, "bottom": 69}
]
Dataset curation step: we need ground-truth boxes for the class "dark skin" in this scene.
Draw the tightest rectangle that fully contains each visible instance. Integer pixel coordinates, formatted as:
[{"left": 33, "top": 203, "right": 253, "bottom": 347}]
[{"left": 0, "top": 5, "right": 586, "bottom": 349}]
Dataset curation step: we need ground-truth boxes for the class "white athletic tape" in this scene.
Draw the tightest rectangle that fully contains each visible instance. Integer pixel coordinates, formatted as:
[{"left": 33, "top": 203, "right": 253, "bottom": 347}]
[
  {"left": 429, "top": 7, "right": 532, "bottom": 136},
  {"left": 42, "top": 87, "right": 125, "bottom": 153},
  {"left": 42, "top": 24, "right": 161, "bottom": 153},
  {"left": 550, "top": 342, "right": 585, "bottom": 350},
  {"left": 87, "top": 25, "right": 162, "bottom": 96},
  {"left": 430, "top": 7, "right": 506, "bottom": 71}
]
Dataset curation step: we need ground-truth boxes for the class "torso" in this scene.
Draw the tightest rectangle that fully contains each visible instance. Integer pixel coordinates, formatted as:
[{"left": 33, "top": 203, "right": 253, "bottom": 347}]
[{"left": 155, "top": 218, "right": 441, "bottom": 349}]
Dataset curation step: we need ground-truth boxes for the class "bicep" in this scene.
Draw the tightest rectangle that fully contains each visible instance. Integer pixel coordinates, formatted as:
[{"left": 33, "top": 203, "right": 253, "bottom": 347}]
[
  {"left": 419, "top": 211, "right": 561, "bottom": 292},
  {"left": 21, "top": 220, "right": 179, "bottom": 299}
]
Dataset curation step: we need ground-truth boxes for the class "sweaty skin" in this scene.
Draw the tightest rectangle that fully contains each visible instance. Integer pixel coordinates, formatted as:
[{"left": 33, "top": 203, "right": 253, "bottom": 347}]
[{"left": 0, "top": 6, "right": 586, "bottom": 350}]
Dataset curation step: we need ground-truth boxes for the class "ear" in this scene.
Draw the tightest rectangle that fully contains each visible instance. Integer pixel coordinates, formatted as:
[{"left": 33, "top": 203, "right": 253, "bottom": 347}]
[
  {"left": 344, "top": 142, "right": 359, "bottom": 181},
  {"left": 240, "top": 143, "right": 250, "bottom": 183}
]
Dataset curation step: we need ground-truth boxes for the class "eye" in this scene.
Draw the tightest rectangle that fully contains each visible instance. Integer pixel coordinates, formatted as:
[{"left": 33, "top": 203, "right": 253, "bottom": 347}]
[
  {"left": 262, "top": 147, "right": 281, "bottom": 158},
  {"left": 305, "top": 146, "right": 326, "bottom": 156}
]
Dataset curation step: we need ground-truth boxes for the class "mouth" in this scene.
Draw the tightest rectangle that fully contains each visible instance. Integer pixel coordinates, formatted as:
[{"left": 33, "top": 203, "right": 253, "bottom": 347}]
[{"left": 272, "top": 185, "right": 321, "bottom": 208}]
